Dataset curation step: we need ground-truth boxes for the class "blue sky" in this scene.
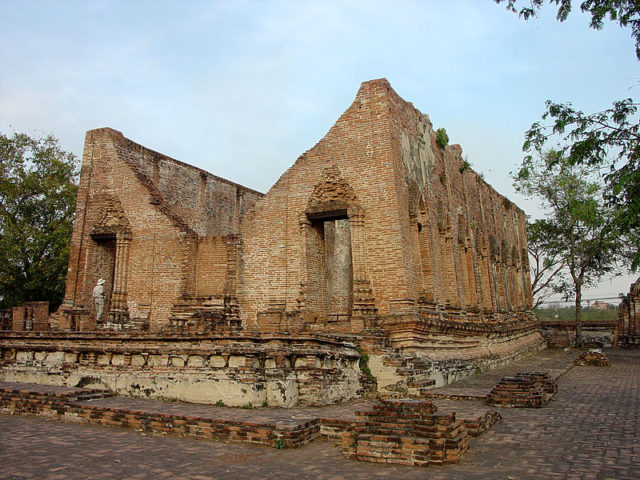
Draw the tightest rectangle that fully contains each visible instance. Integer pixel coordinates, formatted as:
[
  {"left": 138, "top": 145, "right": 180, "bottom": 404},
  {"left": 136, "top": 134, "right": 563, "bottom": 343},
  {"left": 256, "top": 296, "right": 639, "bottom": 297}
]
[{"left": 1, "top": 0, "right": 638, "bottom": 300}]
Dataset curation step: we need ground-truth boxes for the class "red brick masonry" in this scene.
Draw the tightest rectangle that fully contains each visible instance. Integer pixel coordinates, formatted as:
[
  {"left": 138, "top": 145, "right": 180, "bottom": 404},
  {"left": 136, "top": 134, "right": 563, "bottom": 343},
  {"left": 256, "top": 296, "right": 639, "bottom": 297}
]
[
  {"left": 341, "top": 399, "right": 469, "bottom": 466},
  {"left": 487, "top": 372, "right": 557, "bottom": 408},
  {"left": 2, "top": 78, "right": 545, "bottom": 407},
  {"left": 0, "top": 382, "right": 496, "bottom": 461}
]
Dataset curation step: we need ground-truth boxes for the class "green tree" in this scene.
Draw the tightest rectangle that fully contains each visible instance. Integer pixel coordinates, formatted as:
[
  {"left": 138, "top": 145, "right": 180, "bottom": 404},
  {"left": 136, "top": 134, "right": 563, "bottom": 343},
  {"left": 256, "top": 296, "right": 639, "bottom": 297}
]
[
  {"left": 0, "top": 132, "right": 78, "bottom": 310},
  {"left": 522, "top": 99, "right": 640, "bottom": 267},
  {"left": 495, "top": 0, "right": 640, "bottom": 268},
  {"left": 527, "top": 218, "right": 569, "bottom": 308},
  {"left": 514, "top": 151, "right": 627, "bottom": 346}
]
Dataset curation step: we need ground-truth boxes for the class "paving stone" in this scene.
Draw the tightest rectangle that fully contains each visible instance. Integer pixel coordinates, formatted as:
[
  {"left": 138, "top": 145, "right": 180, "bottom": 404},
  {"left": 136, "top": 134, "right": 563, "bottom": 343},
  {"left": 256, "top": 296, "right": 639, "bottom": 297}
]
[{"left": 1, "top": 349, "right": 638, "bottom": 479}]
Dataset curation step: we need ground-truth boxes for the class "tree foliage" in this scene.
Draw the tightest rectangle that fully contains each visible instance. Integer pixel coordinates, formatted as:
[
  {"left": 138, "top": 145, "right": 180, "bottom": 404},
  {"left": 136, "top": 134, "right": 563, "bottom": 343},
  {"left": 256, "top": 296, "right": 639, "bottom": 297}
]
[
  {"left": 514, "top": 150, "right": 627, "bottom": 346},
  {"left": 522, "top": 99, "right": 640, "bottom": 267},
  {"left": 496, "top": 0, "right": 640, "bottom": 268},
  {"left": 0, "top": 132, "right": 78, "bottom": 310},
  {"left": 527, "top": 218, "right": 569, "bottom": 308},
  {"left": 495, "top": 0, "right": 640, "bottom": 60}
]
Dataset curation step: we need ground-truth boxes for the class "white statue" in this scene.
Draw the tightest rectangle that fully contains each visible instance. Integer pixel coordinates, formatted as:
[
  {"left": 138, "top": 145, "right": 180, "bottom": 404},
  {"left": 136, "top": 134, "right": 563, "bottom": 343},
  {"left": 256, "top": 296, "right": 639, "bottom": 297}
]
[{"left": 93, "top": 279, "right": 105, "bottom": 322}]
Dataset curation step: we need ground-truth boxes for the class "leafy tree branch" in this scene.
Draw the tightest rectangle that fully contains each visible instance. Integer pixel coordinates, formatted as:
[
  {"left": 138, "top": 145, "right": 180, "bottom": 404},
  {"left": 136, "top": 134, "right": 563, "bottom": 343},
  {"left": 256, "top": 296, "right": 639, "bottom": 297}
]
[
  {"left": 515, "top": 150, "right": 630, "bottom": 346},
  {"left": 495, "top": 0, "right": 640, "bottom": 60},
  {"left": 496, "top": 0, "right": 640, "bottom": 268},
  {"left": 527, "top": 218, "right": 569, "bottom": 308}
]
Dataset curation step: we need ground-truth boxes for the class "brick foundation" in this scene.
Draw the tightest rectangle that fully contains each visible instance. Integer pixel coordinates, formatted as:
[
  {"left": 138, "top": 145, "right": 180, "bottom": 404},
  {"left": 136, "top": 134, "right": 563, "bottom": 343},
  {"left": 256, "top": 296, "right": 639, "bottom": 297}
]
[
  {"left": 0, "top": 384, "right": 318, "bottom": 448},
  {"left": 487, "top": 372, "right": 557, "bottom": 408},
  {"left": 341, "top": 399, "right": 469, "bottom": 466},
  {"left": 0, "top": 332, "right": 361, "bottom": 407}
]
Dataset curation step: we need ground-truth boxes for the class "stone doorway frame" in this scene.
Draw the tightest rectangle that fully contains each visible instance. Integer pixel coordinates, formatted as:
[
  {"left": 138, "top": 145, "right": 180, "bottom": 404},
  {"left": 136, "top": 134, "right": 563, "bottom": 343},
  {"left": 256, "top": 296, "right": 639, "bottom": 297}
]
[
  {"left": 298, "top": 165, "right": 376, "bottom": 322},
  {"left": 89, "top": 200, "right": 132, "bottom": 325}
]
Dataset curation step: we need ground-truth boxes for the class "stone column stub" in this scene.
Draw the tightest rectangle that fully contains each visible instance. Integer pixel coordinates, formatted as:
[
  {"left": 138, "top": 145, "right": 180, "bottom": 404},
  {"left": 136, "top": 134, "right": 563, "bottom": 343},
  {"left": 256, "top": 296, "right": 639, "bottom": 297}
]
[{"left": 108, "top": 230, "right": 132, "bottom": 325}]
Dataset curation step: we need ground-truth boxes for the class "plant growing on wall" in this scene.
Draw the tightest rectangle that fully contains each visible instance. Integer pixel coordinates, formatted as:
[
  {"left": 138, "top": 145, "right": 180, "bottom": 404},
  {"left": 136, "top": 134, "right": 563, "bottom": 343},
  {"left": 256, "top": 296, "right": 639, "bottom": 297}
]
[
  {"left": 436, "top": 128, "right": 449, "bottom": 148},
  {"left": 355, "top": 346, "right": 376, "bottom": 383},
  {"left": 459, "top": 158, "right": 471, "bottom": 173}
]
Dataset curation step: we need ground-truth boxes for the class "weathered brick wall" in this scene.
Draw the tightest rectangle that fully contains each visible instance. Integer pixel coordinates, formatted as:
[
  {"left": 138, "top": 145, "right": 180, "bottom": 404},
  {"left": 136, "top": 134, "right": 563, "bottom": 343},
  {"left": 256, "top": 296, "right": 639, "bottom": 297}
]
[
  {"left": 238, "top": 80, "right": 402, "bottom": 329},
  {"left": 618, "top": 277, "right": 640, "bottom": 347},
  {"left": 239, "top": 78, "right": 532, "bottom": 332},
  {"left": 540, "top": 320, "right": 618, "bottom": 348},
  {"left": 390, "top": 87, "right": 530, "bottom": 314},
  {"left": 60, "top": 128, "right": 262, "bottom": 331},
  {"left": 341, "top": 399, "right": 469, "bottom": 466},
  {"left": 114, "top": 135, "right": 262, "bottom": 238},
  {"left": 1, "top": 79, "right": 550, "bottom": 404},
  {"left": 195, "top": 237, "right": 231, "bottom": 297},
  {"left": 59, "top": 80, "right": 532, "bottom": 336},
  {"left": 0, "top": 332, "right": 361, "bottom": 407},
  {"left": 11, "top": 302, "right": 49, "bottom": 331}
]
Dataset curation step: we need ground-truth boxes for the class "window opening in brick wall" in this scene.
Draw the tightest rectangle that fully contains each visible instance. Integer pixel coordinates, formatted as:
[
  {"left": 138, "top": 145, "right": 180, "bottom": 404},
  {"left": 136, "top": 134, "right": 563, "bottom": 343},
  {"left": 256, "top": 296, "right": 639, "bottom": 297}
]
[{"left": 308, "top": 215, "right": 353, "bottom": 322}]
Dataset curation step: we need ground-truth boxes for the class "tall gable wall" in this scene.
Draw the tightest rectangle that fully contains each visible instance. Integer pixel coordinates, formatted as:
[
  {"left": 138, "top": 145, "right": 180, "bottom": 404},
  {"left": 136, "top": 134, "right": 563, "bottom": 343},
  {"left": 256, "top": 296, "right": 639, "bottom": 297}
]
[
  {"left": 112, "top": 132, "right": 262, "bottom": 237},
  {"left": 238, "top": 79, "right": 413, "bottom": 329},
  {"left": 61, "top": 128, "right": 262, "bottom": 331},
  {"left": 239, "top": 78, "right": 532, "bottom": 334}
]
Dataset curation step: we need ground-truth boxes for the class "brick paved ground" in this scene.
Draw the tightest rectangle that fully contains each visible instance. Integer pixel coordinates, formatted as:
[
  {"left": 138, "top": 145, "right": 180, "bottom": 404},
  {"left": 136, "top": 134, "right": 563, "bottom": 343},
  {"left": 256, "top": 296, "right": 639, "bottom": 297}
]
[
  {"left": 423, "top": 348, "right": 584, "bottom": 399},
  {"left": 1, "top": 349, "right": 639, "bottom": 479}
]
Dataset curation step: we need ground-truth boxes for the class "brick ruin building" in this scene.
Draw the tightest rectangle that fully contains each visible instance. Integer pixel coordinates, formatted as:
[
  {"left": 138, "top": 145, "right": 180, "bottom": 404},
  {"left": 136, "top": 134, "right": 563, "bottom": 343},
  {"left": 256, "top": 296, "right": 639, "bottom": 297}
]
[
  {"left": 617, "top": 277, "right": 640, "bottom": 348},
  {"left": 0, "top": 79, "right": 544, "bottom": 406}
]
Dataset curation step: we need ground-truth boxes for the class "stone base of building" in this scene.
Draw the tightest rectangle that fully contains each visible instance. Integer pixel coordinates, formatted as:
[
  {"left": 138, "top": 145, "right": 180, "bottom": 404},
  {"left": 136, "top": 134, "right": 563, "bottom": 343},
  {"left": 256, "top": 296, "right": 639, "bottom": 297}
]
[
  {"left": 363, "top": 310, "right": 546, "bottom": 397},
  {"left": 0, "top": 310, "right": 546, "bottom": 407},
  {"left": 0, "top": 332, "right": 361, "bottom": 407}
]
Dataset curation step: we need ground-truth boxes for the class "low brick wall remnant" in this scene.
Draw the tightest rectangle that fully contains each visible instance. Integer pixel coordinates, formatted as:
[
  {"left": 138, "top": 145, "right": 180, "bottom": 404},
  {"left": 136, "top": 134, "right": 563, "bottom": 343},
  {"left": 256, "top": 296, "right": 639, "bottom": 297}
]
[
  {"left": 540, "top": 320, "right": 617, "bottom": 348},
  {"left": 0, "top": 384, "right": 319, "bottom": 448},
  {"left": 341, "top": 399, "right": 469, "bottom": 466},
  {"left": 487, "top": 372, "right": 557, "bottom": 408}
]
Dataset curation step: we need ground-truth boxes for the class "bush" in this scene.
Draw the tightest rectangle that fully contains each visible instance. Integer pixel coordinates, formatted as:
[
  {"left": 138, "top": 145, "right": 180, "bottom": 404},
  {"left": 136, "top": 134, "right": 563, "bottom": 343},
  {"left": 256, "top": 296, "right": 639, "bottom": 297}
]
[{"left": 436, "top": 128, "right": 449, "bottom": 148}]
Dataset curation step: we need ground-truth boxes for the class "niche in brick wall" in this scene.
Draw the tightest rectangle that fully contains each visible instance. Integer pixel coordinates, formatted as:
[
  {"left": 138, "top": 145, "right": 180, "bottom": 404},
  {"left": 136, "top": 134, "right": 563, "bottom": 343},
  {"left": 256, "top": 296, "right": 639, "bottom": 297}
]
[
  {"left": 88, "top": 198, "right": 132, "bottom": 324},
  {"left": 88, "top": 236, "right": 116, "bottom": 320},
  {"left": 307, "top": 213, "right": 353, "bottom": 322}
]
